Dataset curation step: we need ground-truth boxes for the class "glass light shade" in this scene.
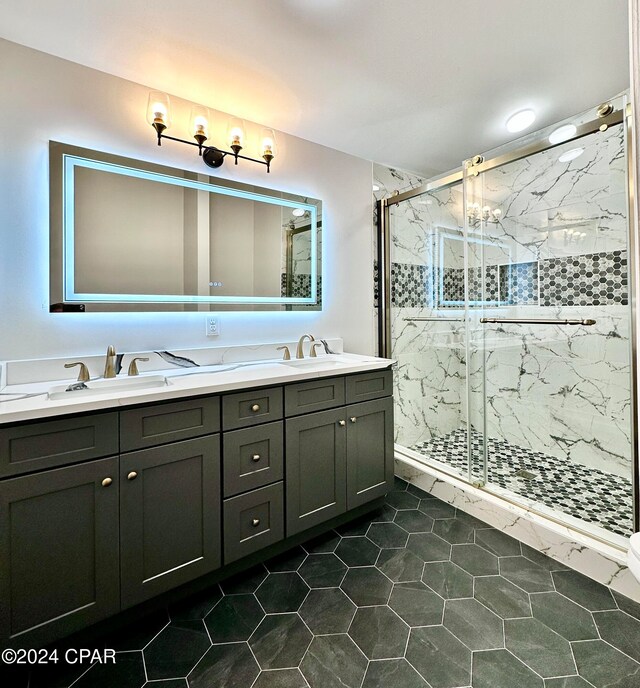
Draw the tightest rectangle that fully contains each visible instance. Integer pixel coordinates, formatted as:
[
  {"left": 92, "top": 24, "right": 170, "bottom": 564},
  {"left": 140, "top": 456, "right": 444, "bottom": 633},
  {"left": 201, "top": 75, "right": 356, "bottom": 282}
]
[
  {"left": 190, "top": 105, "right": 210, "bottom": 139},
  {"left": 227, "top": 118, "right": 245, "bottom": 148},
  {"left": 261, "top": 128, "right": 277, "bottom": 158},
  {"left": 147, "top": 91, "right": 172, "bottom": 129}
]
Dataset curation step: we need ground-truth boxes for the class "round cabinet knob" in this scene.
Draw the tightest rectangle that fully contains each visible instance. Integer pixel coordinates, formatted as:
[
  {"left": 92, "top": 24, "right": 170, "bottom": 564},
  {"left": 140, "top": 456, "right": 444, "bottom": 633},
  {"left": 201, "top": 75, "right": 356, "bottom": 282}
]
[
  {"left": 252, "top": 518, "right": 261, "bottom": 527},
  {"left": 350, "top": 417, "right": 357, "bottom": 423},
  {"left": 251, "top": 454, "right": 261, "bottom": 462},
  {"left": 251, "top": 404, "right": 260, "bottom": 412},
  {"left": 338, "top": 420, "right": 346, "bottom": 427},
  {"left": 101, "top": 477, "right": 113, "bottom": 487},
  {"left": 127, "top": 471, "right": 138, "bottom": 481}
]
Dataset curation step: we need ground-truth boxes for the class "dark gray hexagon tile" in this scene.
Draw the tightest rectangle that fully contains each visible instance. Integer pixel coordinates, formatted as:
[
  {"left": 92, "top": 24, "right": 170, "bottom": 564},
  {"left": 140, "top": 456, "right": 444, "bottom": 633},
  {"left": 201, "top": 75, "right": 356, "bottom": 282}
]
[
  {"left": 204, "top": 593, "right": 264, "bottom": 643},
  {"left": 108, "top": 610, "right": 169, "bottom": 650},
  {"left": 521, "top": 544, "right": 568, "bottom": 571},
  {"left": 505, "top": 618, "right": 576, "bottom": 678},
  {"left": 299, "top": 588, "right": 356, "bottom": 634},
  {"left": 144, "top": 680, "right": 187, "bottom": 688},
  {"left": 385, "top": 490, "right": 420, "bottom": 510},
  {"left": 572, "top": 639, "right": 640, "bottom": 687},
  {"left": 169, "top": 585, "right": 222, "bottom": 621},
  {"left": 472, "top": 649, "right": 543, "bottom": 688},
  {"left": 26, "top": 661, "right": 86, "bottom": 688},
  {"left": 301, "top": 634, "right": 367, "bottom": 688},
  {"left": 432, "top": 517, "right": 475, "bottom": 545},
  {"left": 220, "top": 564, "right": 268, "bottom": 594},
  {"left": 367, "top": 522, "right": 409, "bottom": 548},
  {"left": 551, "top": 570, "right": 616, "bottom": 611},
  {"left": 394, "top": 476, "right": 409, "bottom": 490},
  {"left": 265, "top": 546, "right": 307, "bottom": 573},
  {"left": 368, "top": 503, "right": 398, "bottom": 522},
  {"left": 405, "top": 626, "right": 471, "bottom": 688},
  {"left": 72, "top": 651, "right": 146, "bottom": 688},
  {"left": 613, "top": 590, "right": 640, "bottom": 621},
  {"left": 362, "top": 659, "right": 429, "bottom": 688},
  {"left": 593, "top": 610, "right": 640, "bottom": 662},
  {"left": 418, "top": 498, "right": 456, "bottom": 520},
  {"left": 422, "top": 561, "right": 473, "bottom": 599},
  {"left": 406, "top": 483, "right": 434, "bottom": 500},
  {"left": 406, "top": 533, "right": 451, "bottom": 562},
  {"left": 444, "top": 598, "right": 504, "bottom": 651},
  {"left": 187, "top": 642, "right": 259, "bottom": 688},
  {"left": 249, "top": 613, "right": 312, "bottom": 670},
  {"left": 341, "top": 567, "right": 392, "bottom": 606},
  {"left": 255, "top": 572, "right": 309, "bottom": 613},
  {"left": 474, "top": 528, "right": 521, "bottom": 557},
  {"left": 474, "top": 575, "right": 531, "bottom": 619},
  {"left": 450, "top": 543, "right": 498, "bottom": 576},
  {"left": 335, "top": 536, "right": 380, "bottom": 566},
  {"left": 303, "top": 531, "right": 341, "bottom": 554},
  {"left": 144, "top": 620, "right": 211, "bottom": 680},
  {"left": 252, "top": 668, "right": 308, "bottom": 688},
  {"left": 377, "top": 548, "right": 424, "bottom": 582},
  {"left": 545, "top": 678, "right": 593, "bottom": 688},
  {"left": 530, "top": 591, "right": 597, "bottom": 641},
  {"left": 499, "top": 556, "right": 554, "bottom": 593},
  {"left": 298, "top": 553, "right": 347, "bottom": 588},
  {"left": 348, "top": 605, "right": 409, "bottom": 659},
  {"left": 336, "top": 514, "right": 373, "bottom": 537},
  {"left": 389, "top": 581, "right": 444, "bottom": 626},
  {"left": 394, "top": 509, "right": 435, "bottom": 533}
]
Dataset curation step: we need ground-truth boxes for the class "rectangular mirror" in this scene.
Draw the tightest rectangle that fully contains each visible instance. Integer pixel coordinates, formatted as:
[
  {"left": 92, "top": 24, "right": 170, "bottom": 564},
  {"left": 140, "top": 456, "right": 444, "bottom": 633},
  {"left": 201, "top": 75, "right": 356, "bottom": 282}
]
[{"left": 49, "top": 142, "right": 322, "bottom": 312}]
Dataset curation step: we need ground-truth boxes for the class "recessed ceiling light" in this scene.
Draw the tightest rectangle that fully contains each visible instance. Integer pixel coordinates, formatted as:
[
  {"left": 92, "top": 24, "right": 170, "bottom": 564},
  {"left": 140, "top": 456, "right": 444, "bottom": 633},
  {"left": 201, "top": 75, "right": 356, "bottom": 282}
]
[
  {"left": 292, "top": 208, "right": 305, "bottom": 217},
  {"left": 506, "top": 109, "right": 536, "bottom": 133},
  {"left": 549, "top": 124, "right": 577, "bottom": 145},
  {"left": 558, "top": 147, "right": 584, "bottom": 163},
  {"left": 372, "top": 184, "right": 380, "bottom": 191}
]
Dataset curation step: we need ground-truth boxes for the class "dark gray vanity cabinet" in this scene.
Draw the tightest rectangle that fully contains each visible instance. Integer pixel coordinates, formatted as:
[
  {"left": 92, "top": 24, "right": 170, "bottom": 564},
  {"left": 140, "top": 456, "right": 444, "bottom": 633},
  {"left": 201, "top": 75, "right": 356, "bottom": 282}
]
[
  {"left": 119, "top": 436, "right": 222, "bottom": 608},
  {"left": 0, "top": 457, "right": 120, "bottom": 647}
]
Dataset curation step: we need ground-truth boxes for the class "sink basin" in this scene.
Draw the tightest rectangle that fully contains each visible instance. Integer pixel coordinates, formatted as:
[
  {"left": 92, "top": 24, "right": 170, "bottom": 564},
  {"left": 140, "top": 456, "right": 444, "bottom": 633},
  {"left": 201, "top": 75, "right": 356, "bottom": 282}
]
[
  {"left": 280, "top": 358, "right": 349, "bottom": 368},
  {"left": 48, "top": 374, "right": 167, "bottom": 400}
]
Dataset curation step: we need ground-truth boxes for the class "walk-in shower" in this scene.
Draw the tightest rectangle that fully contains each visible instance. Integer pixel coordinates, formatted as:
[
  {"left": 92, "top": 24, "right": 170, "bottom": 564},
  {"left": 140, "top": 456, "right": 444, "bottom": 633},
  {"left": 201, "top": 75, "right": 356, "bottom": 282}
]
[{"left": 378, "top": 94, "right": 638, "bottom": 548}]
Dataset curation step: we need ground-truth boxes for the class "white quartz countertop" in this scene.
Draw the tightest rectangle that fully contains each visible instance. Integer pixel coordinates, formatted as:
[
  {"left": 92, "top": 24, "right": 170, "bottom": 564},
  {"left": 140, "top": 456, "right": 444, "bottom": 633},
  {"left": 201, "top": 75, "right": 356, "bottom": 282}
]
[{"left": 0, "top": 353, "right": 393, "bottom": 425}]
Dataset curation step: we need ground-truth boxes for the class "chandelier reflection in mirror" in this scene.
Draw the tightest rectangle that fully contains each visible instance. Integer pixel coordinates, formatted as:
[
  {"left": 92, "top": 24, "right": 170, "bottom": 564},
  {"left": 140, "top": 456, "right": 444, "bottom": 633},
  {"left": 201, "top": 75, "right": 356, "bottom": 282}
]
[{"left": 147, "top": 91, "right": 277, "bottom": 172}]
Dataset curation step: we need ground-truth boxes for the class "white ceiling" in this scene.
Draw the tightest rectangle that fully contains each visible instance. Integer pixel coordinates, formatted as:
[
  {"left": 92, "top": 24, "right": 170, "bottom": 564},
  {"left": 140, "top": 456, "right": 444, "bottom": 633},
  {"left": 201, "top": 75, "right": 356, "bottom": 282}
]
[{"left": 0, "top": 0, "right": 630, "bottom": 176}]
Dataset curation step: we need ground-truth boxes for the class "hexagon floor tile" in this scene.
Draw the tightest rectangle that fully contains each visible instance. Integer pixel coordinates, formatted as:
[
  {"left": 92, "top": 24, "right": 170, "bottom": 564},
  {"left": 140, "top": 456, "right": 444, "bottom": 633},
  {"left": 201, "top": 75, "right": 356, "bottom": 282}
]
[{"left": 19, "top": 486, "right": 640, "bottom": 688}]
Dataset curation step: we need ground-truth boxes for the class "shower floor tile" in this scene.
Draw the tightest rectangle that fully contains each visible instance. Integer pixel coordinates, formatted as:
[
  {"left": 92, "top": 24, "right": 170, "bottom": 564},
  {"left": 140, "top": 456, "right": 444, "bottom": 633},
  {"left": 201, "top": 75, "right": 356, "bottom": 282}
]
[{"left": 411, "top": 428, "right": 633, "bottom": 538}]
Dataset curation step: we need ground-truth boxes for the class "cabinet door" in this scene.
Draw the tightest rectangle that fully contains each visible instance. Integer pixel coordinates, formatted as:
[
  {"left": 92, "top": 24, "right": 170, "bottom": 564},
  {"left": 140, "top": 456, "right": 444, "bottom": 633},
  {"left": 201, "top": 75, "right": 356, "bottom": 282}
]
[
  {"left": 120, "top": 436, "right": 221, "bottom": 608},
  {"left": 285, "top": 408, "right": 347, "bottom": 536},
  {"left": 346, "top": 397, "right": 394, "bottom": 509},
  {"left": 0, "top": 457, "right": 119, "bottom": 648}
]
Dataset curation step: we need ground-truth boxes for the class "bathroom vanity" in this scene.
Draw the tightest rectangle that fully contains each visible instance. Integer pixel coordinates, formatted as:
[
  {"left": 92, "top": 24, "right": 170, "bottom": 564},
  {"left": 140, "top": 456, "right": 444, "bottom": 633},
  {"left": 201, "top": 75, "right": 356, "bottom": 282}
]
[{"left": 0, "top": 353, "right": 393, "bottom": 649}]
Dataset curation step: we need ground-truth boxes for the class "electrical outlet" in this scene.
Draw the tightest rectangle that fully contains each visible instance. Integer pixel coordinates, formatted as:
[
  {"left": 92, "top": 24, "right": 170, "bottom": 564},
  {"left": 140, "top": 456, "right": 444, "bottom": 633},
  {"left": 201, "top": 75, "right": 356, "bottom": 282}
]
[{"left": 205, "top": 316, "right": 221, "bottom": 337}]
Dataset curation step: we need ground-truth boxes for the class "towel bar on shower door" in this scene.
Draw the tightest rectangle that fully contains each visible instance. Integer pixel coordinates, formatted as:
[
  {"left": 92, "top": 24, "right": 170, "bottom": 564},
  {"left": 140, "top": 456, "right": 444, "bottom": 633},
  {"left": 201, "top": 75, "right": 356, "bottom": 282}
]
[{"left": 479, "top": 317, "right": 596, "bottom": 326}]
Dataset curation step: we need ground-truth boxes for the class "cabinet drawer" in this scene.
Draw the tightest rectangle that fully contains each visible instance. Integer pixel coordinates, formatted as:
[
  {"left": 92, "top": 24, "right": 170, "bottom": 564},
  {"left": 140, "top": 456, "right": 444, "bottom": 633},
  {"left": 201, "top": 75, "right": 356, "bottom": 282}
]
[
  {"left": 120, "top": 396, "right": 220, "bottom": 451},
  {"left": 0, "top": 412, "right": 118, "bottom": 478},
  {"left": 284, "top": 376, "right": 346, "bottom": 416},
  {"left": 222, "top": 387, "right": 283, "bottom": 430},
  {"left": 223, "top": 422, "right": 283, "bottom": 497},
  {"left": 223, "top": 482, "right": 284, "bottom": 564},
  {"left": 345, "top": 369, "right": 393, "bottom": 404}
]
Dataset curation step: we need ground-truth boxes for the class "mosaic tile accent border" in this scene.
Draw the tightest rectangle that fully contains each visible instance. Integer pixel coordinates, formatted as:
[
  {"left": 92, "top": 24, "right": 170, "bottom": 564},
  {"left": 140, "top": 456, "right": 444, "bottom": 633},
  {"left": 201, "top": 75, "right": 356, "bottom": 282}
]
[
  {"left": 412, "top": 428, "right": 633, "bottom": 538},
  {"left": 280, "top": 274, "right": 322, "bottom": 301},
  {"left": 388, "top": 250, "right": 627, "bottom": 309}
]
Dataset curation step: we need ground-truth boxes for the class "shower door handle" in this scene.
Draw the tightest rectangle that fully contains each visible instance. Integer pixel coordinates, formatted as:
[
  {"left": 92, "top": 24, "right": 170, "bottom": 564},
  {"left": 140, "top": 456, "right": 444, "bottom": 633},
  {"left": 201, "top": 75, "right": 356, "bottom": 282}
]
[
  {"left": 404, "top": 317, "right": 465, "bottom": 322},
  {"left": 479, "top": 317, "right": 596, "bottom": 326}
]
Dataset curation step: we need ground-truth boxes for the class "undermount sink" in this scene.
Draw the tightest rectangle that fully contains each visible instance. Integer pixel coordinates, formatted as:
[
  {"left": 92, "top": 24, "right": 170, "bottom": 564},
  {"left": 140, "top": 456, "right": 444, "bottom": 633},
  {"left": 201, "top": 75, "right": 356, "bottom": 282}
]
[{"left": 48, "top": 374, "right": 167, "bottom": 400}]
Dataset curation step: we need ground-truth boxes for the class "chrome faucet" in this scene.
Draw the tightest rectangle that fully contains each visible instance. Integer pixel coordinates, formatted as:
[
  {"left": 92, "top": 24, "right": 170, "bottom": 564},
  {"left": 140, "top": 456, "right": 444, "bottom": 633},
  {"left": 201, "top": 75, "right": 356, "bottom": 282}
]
[
  {"left": 103, "top": 345, "right": 117, "bottom": 378},
  {"left": 296, "top": 334, "right": 315, "bottom": 359}
]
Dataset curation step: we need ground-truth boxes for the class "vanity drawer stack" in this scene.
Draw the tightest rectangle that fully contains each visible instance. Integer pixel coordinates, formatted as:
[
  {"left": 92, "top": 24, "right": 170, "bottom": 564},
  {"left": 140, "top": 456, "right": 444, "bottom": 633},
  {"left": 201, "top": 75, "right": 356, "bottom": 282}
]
[{"left": 0, "top": 368, "right": 393, "bottom": 649}]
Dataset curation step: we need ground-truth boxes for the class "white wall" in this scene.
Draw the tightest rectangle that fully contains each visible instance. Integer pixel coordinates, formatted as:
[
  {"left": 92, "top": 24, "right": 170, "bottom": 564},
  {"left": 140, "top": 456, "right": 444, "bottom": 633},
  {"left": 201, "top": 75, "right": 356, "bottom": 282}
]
[{"left": 0, "top": 39, "right": 375, "bottom": 361}]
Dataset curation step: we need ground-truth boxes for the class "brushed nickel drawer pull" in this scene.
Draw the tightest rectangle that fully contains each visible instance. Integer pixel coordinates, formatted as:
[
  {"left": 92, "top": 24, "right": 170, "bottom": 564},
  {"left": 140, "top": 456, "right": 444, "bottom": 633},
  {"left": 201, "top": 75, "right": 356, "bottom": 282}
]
[
  {"left": 101, "top": 477, "right": 113, "bottom": 487},
  {"left": 127, "top": 471, "right": 138, "bottom": 481},
  {"left": 350, "top": 417, "right": 357, "bottom": 423},
  {"left": 338, "top": 420, "right": 346, "bottom": 426},
  {"left": 252, "top": 518, "right": 261, "bottom": 527},
  {"left": 252, "top": 454, "right": 261, "bottom": 462},
  {"left": 251, "top": 404, "right": 260, "bottom": 412}
]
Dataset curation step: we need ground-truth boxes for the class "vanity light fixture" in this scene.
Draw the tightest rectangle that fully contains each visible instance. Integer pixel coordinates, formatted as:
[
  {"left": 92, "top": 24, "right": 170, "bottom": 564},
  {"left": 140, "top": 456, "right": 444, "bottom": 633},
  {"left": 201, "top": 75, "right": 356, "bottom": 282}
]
[
  {"left": 147, "top": 90, "right": 277, "bottom": 172},
  {"left": 506, "top": 109, "right": 536, "bottom": 133}
]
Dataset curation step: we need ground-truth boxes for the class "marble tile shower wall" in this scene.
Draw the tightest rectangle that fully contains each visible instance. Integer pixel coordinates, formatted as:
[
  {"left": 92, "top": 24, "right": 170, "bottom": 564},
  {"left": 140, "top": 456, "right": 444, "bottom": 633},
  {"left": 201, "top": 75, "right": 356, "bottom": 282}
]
[{"left": 376, "top": 122, "right": 632, "bottom": 483}]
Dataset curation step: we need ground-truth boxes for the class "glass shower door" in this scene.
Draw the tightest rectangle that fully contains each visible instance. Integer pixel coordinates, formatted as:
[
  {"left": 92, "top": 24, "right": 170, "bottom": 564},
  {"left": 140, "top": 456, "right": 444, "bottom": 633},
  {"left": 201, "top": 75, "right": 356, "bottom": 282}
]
[
  {"left": 469, "top": 110, "right": 634, "bottom": 542},
  {"left": 388, "top": 182, "right": 471, "bottom": 481}
]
